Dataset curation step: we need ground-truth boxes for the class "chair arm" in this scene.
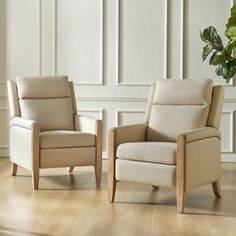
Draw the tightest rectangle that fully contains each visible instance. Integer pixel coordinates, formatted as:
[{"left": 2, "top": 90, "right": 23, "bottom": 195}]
[
  {"left": 109, "top": 123, "right": 148, "bottom": 148},
  {"left": 10, "top": 117, "right": 40, "bottom": 171},
  {"left": 177, "top": 127, "right": 221, "bottom": 143},
  {"left": 177, "top": 127, "right": 221, "bottom": 192},
  {"left": 74, "top": 115, "right": 102, "bottom": 135},
  {"left": 10, "top": 117, "right": 40, "bottom": 130}
]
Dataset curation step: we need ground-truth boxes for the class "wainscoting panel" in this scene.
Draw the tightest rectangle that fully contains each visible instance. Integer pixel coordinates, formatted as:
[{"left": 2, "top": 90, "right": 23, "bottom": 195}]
[
  {"left": 56, "top": 0, "right": 104, "bottom": 85},
  {"left": 0, "top": 0, "right": 236, "bottom": 162},
  {"left": 117, "top": 0, "right": 167, "bottom": 85}
]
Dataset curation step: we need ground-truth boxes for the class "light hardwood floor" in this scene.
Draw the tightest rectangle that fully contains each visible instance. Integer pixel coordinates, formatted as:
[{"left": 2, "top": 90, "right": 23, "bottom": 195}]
[{"left": 0, "top": 158, "right": 236, "bottom": 236}]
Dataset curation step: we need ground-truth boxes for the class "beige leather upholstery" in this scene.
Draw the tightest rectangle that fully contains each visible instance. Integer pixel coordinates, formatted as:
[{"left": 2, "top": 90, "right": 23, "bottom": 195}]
[
  {"left": 108, "top": 79, "right": 224, "bottom": 213},
  {"left": 8, "top": 76, "right": 102, "bottom": 189}
]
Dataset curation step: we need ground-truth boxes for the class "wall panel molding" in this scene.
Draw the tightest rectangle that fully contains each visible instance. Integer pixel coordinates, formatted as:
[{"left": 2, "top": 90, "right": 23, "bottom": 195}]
[
  {"left": 54, "top": 0, "right": 105, "bottom": 86},
  {"left": 77, "top": 108, "right": 104, "bottom": 120},
  {"left": 116, "top": 0, "right": 168, "bottom": 86},
  {"left": 115, "top": 109, "right": 146, "bottom": 126},
  {"left": 221, "top": 111, "right": 234, "bottom": 153}
]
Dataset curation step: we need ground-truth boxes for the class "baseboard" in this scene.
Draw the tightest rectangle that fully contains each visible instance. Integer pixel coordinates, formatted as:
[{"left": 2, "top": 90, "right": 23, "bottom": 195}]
[
  {"left": 0, "top": 146, "right": 9, "bottom": 157},
  {"left": 221, "top": 153, "right": 236, "bottom": 162}
]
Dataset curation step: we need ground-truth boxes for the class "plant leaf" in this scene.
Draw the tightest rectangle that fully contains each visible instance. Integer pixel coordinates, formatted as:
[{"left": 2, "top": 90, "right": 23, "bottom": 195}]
[
  {"left": 202, "top": 45, "right": 213, "bottom": 61},
  {"left": 200, "top": 30, "right": 208, "bottom": 43},
  {"left": 209, "top": 51, "right": 221, "bottom": 65},
  {"left": 231, "top": 5, "right": 236, "bottom": 16},
  {"left": 226, "top": 5, "right": 236, "bottom": 39},
  {"left": 202, "top": 26, "right": 217, "bottom": 42},
  {"left": 215, "top": 63, "right": 228, "bottom": 76},
  {"left": 225, "top": 26, "right": 236, "bottom": 41},
  {"left": 202, "top": 26, "right": 223, "bottom": 50}
]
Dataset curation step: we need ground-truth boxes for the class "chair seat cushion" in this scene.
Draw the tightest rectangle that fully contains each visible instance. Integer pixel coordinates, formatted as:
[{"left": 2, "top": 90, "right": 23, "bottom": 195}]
[
  {"left": 40, "top": 130, "right": 95, "bottom": 149},
  {"left": 116, "top": 142, "right": 177, "bottom": 165}
]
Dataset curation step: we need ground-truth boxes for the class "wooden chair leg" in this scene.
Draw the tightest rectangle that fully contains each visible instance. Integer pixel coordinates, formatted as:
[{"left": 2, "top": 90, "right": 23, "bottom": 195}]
[
  {"left": 108, "top": 178, "right": 116, "bottom": 202},
  {"left": 32, "top": 169, "right": 39, "bottom": 190},
  {"left": 212, "top": 180, "right": 221, "bottom": 198},
  {"left": 95, "top": 164, "right": 102, "bottom": 184},
  {"left": 11, "top": 163, "right": 17, "bottom": 176},
  {"left": 176, "top": 188, "right": 185, "bottom": 213},
  {"left": 68, "top": 167, "right": 74, "bottom": 173}
]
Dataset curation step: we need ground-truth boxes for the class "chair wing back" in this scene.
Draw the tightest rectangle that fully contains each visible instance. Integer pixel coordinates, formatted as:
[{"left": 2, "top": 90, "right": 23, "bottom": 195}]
[
  {"left": 207, "top": 85, "right": 224, "bottom": 129},
  {"left": 8, "top": 76, "right": 76, "bottom": 131},
  {"left": 145, "top": 79, "right": 215, "bottom": 142}
]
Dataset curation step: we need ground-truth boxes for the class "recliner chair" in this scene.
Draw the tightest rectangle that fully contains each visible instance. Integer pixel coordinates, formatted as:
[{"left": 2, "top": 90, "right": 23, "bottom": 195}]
[
  {"left": 108, "top": 79, "right": 224, "bottom": 213},
  {"left": 8, "top": 75, "right": 102, "bottom": 189}
]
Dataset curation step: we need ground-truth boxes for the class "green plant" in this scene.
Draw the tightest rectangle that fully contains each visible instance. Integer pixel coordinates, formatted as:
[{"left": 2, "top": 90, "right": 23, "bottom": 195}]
[{"left": 200, "top": 5, "right": 236, "bottom": 83}]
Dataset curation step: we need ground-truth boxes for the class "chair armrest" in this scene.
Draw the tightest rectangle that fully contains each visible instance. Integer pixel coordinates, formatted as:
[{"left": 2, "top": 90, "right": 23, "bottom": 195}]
[
  {"left": 74, "top": 115, "right": 102, "bottom": 135},
  {"left": 10, "top": 117, "right": 40, "bottom": 171},
  {"left": 177, "top": 127, "right": 221, "bottom": 192},
  {"left": 109, "top": 123, "right": 148, "bottom": 149},
  {"left": 10, "top": 117, "right": 40, "bottom": 130},
  {"left": 177, "top": 127, "right": 221, "bottom": 143}
]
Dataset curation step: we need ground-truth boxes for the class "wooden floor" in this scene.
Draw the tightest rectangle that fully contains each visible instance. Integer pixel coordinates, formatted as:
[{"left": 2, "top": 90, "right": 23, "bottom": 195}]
[{"left": 1, "top": 158, "right": 236, "bottom": 236}]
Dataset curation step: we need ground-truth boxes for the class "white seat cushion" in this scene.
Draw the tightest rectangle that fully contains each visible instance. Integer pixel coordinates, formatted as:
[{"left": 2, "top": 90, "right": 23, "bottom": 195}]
[
  {"left": 116, "top": 142, "right": 177, "bottom": 165},
  {"left": 40, "top": 130, "right": 95, "bottom": 149}
]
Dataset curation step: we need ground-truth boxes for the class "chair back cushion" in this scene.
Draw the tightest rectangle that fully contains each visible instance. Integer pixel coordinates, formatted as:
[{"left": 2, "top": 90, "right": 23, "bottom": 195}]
[
  {"left": 147, "top": 79, "right": 213, "bottom": 141},
  {"left": 16, "top": 76, "right": 74, "bottom": 131}
]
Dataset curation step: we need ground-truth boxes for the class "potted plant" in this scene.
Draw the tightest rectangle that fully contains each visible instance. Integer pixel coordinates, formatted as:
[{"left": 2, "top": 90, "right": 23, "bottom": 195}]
[{"left": 200, "top": 5, "right": 236, "bottom": 84}]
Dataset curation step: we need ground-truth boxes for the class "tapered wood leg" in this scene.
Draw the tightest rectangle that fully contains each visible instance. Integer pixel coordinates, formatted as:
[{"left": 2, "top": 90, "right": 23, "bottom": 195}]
[
  {"left": 212, "top": 180, "right": 221, "bottom": 198},
  {"left": 95, "top": 164, "right": 102, "bottom": 184},
  {"left": 108, "top": 178, "right": 116, "bottom": 202},
  {"left": 177, "top": 189, "right": 185, "bottom": 213},
  {"left": 108, "top": 128, "right": 116, "bottom": 202},
  {"left": 11, "top": 163, "right": 17, "bottom": 176},
  {"left": 32, "top": 169, "right": 39, "bottom": 190},
  {"left": 176, "top": 135, "right": 186, "bottom": 213},
  {"left": 95, "top": 120, "right": 102, "bottom": 185},
  {"left": 68, "top": 167, "right": 74, "bottom": 173}
]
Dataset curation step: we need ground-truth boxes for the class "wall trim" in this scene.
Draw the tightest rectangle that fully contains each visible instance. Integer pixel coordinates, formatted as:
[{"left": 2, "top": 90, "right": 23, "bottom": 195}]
[
  {"left": 221, "top": 111, "right": 234, "bottom": 153},
  {"left": 180, "top": 0, "right": 185, "bottom": 79},
  {"left": 115, "top": 109, "right": 146, "bottom": 126},
  {"left": 38, "top": 0, "right": 42, "bottom": 75},
  {"left": 77, "top": 108, "right": 104, "bottom": 120}
]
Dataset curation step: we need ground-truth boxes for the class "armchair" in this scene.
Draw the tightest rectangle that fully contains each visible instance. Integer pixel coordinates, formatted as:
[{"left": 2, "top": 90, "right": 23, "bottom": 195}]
[
  {"left": 108, "top": 79, "right": 224, "bottom": 213},
  {"left": 8, "top": 76, "right": 102, "bottom": 189}
]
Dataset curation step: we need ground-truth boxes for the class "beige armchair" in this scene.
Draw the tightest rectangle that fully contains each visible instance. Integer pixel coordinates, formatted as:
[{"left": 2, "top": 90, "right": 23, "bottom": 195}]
[
  {"left": 7, "top": 76, "right": 102, "bottom": 189},
  {"left": 108, "top": 79, "right": 224, "bottom": 213}
]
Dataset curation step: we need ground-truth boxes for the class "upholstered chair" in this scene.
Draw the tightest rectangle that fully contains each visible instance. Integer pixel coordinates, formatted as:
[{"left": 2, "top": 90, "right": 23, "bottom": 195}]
[
  {"left": 7, "top": 76, "right": 102, "bottom": 189},
  {"left": 108, "top": 79, "right": 224, "bottom": 213}
]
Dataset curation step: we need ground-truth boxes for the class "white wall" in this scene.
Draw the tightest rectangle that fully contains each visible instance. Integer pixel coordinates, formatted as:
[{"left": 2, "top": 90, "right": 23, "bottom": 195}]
[{"left": 0, "top": 0, "right": 236, "bottom": 161}]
